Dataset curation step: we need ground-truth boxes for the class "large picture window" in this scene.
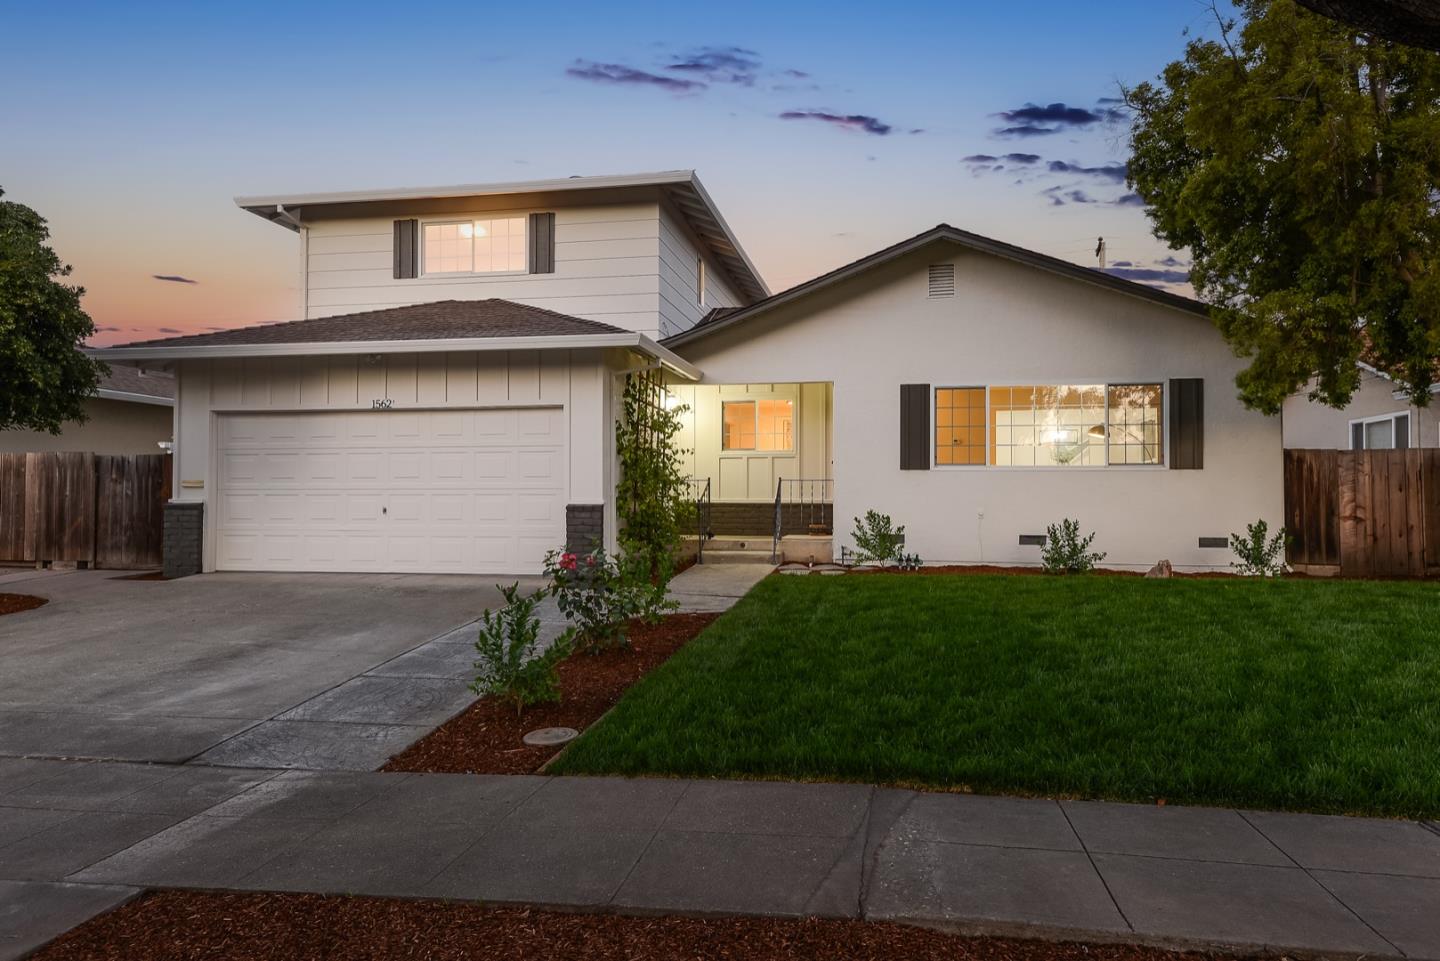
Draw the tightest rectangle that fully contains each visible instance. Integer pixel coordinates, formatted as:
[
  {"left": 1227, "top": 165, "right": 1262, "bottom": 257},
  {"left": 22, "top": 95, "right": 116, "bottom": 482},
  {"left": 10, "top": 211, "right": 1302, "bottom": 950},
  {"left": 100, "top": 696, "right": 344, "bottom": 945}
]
[
  {"left": 422, "top": 217, "right": 528, "bottom": 275},
  {"left": 722, "top": 399, "right": 793, "bottom": 451},
  {"left": 933, "top": 383, "right": 1165, "bottom": 467}
]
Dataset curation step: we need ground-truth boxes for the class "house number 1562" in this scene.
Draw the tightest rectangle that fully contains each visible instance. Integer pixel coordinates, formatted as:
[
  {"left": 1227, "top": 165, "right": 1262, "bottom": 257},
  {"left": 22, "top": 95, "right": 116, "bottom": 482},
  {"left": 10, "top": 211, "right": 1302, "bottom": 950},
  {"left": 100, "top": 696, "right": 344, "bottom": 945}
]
[{"left": 371, "top": 399, "right": 394, "bottom": 409}]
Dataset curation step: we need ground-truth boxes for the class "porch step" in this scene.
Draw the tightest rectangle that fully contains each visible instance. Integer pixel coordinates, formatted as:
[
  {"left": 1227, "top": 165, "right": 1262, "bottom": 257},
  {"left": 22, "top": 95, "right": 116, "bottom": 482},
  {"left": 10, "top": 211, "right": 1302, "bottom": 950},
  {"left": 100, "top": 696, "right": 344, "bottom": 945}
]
[
  {"left": 701, "top": 537, "right": 772, "bottom": 552},
  {"left": 700, "top": 548, "right": 775, "bottom": 565}
]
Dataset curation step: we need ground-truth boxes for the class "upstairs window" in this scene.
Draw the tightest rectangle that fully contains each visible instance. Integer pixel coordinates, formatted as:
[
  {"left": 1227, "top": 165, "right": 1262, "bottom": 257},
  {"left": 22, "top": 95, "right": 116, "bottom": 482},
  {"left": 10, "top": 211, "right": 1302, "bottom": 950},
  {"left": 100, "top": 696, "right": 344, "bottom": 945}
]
[
  {"left": 1350, "top": 412, "right": 1410, "bottom": 450},
  {"left": 422, "top": 217, "right": 528, "bottom": 275},
  {"left": 722, "top": 399, "right": 794, "bottom": 451}
]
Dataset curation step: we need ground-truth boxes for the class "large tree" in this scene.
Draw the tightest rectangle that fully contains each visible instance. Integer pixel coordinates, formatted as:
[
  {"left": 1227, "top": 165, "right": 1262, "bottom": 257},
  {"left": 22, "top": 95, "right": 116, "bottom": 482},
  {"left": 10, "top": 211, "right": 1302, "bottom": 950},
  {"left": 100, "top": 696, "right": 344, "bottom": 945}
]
[
  {"left": 1298, "top": 1, "right": 1440, "bottom": 53},
  {"left": 0, "top": 188, "right": 105, "bottom": 433},
  {"left": 1125, "top": 0, "right": 1440, "bottom": 413}
]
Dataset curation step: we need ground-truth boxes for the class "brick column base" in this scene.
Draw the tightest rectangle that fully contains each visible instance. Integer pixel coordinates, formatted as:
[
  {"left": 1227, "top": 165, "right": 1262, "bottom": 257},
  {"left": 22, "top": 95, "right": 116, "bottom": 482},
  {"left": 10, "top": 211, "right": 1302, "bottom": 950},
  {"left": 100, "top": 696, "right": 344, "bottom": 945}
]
[
  {"left": 565, "top": 504, "right": 604, "bottom": 554},
  {"left": 163, "top": 501, "right": 204, "bottom": 579}
]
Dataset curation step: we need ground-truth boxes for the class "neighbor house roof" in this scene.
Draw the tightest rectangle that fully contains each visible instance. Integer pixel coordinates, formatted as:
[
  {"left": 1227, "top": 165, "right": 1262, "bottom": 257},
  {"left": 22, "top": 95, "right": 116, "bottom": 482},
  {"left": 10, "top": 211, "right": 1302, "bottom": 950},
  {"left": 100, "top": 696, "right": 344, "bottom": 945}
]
[
  {"left": 88, "top": 299, "right": 700, "bottom": 379},
  {"left": 97, "top": 366, "right": 174, "bottom": 406},
  {"left": 662, "top": 223, "right": 1209, "bottom": 349},
  {"left": 235, "top": 169, "right": 770, "bottom": 304}
]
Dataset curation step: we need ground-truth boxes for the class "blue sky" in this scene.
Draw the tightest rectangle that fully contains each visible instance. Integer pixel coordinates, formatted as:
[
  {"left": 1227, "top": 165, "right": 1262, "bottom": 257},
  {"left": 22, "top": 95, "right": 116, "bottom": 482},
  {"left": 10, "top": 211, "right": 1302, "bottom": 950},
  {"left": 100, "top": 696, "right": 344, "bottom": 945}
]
[{"left": 1, "top": 0, "right": 1225, "bottom": 343}]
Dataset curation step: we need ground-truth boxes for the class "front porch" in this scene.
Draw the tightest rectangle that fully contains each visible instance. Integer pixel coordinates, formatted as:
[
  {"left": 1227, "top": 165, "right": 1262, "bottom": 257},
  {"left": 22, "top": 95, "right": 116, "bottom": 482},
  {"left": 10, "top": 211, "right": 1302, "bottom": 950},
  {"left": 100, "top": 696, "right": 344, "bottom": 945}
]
[{"left": 668, "top": 381, "right": 834, "bottom": 564}]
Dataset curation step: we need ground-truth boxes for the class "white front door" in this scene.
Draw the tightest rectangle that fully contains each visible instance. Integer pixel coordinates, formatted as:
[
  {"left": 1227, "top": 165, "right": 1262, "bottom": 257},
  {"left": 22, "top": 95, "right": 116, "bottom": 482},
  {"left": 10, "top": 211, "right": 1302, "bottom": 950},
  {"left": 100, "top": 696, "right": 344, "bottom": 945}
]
[{"left": 215, "top": 408, "right": 565, "bottom": 574}]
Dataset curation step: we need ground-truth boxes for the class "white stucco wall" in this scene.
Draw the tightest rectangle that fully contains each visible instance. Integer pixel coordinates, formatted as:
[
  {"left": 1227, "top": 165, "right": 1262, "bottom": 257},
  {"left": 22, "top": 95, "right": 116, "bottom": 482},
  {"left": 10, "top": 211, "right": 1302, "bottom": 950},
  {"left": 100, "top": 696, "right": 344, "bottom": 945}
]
[
  {"left": 674, "top": 243, "right": 1284, "bottom": 570},
  {"left": 173, "top": 349, "right": 616, "bottom": 572},
  {"left": 1283, "top": 369, "right": 1440, "bottom": 449},
  {"left": 0, "top": 398, "right": 173, "bottom": 455}
]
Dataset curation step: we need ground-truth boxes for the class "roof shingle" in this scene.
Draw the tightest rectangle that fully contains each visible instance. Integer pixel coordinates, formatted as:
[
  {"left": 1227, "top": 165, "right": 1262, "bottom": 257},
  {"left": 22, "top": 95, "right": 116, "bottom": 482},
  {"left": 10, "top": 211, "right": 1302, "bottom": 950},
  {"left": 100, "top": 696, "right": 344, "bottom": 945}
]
[{"left": 115, "top": 300, "right": 626, "bottom": 349}]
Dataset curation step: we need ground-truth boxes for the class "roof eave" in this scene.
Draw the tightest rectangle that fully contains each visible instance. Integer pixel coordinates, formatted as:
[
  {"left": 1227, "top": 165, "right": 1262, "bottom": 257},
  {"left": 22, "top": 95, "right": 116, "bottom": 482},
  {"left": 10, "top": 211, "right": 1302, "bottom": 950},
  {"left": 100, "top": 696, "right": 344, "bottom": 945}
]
[
  {"left": 662, "top": 225, "right": 1208, "bottom": 350},
  {"left": 95, "top": 388, "right": 175, "bottom": 407},
  {"left": 88, "top": 333, "right": 700, "bottom": 381}
]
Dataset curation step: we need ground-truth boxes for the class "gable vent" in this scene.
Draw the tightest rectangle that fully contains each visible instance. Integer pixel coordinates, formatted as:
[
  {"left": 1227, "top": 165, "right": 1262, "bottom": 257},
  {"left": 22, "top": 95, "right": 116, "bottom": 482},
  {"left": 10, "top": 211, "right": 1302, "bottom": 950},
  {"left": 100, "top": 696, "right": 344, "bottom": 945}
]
[{"left": 927, "top": 263, "right": 956, "bottom": 298}]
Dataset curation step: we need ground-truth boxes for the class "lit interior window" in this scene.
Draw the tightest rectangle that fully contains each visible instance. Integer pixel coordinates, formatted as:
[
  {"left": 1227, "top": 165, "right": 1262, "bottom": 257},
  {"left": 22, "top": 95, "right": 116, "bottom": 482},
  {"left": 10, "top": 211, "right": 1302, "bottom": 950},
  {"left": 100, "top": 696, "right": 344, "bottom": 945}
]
[{"left": 722, "top": 399, "right": 794, "bottom": 451}]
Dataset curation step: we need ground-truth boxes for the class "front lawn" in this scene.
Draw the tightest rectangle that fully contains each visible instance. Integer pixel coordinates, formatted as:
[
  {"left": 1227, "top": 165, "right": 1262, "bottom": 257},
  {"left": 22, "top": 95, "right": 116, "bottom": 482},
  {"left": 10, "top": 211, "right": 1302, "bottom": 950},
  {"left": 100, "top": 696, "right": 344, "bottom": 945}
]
[{"left": 550, "top": 574, "right": 1440, "bottom": 817}]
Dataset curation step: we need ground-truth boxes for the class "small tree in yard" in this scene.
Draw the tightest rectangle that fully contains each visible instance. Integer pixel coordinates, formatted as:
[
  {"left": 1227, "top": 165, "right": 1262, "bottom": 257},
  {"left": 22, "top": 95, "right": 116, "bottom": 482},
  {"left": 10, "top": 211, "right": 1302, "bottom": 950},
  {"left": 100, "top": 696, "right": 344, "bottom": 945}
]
[
  {"left": 615, "top": 371, "right": 693, "bottom": 587},
  {"left": 1041, "top": 519, "right": 1107, "bottom": 574},
  {"left": 471, "top": 584, "right": 576, "bottom": 716},
  {"left": 1, "top": 189, "right": 106, "bottom": 433},
  {"left": 851, "top": 510, "right": 905, "bottom": 566},
  {"left": 1231, "top": 519, "right": 1289, "bottom": 577}
]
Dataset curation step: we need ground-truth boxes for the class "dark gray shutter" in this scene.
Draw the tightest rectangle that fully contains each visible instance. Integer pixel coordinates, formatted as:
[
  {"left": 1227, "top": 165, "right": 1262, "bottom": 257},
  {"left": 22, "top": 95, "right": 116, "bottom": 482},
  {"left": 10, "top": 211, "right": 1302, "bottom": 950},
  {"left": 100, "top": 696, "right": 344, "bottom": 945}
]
[
  {"left": 1168, "top": 378, "right": 1204, "bottom": 469},
  {"left": 393, "top": 220, "right": 418, "bottom": 279},
  {"left": 529, "top": 212, "right": 555, "bottom": 273},
  {"left": 1351, "top": 422, "right": 1365, "bottom": 450},
  {"left": 1395, "top": 413, "right": 1411, "bottom": 449},
  {"left": 900, "top": 384, "right": 930, "bottom": 470}
]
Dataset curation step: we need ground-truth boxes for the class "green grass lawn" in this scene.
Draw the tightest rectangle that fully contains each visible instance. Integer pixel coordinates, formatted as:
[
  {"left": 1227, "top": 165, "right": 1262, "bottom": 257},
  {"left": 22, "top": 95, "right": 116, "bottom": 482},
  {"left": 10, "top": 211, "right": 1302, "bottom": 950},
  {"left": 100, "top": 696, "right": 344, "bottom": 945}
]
[{"left": 551, "top": 574, "right": 1440, "bottom": 817}]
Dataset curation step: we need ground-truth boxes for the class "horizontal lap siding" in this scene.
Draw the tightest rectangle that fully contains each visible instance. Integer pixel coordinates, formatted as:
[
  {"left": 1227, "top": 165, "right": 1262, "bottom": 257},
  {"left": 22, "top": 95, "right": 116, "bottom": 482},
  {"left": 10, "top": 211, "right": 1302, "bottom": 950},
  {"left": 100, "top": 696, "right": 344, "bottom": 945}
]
[
  {"left": 303, "top": 205, "right": 662, "bottom": 333},
  {"left": 657, "top": 202, "right": 741, "bottom": 339}
]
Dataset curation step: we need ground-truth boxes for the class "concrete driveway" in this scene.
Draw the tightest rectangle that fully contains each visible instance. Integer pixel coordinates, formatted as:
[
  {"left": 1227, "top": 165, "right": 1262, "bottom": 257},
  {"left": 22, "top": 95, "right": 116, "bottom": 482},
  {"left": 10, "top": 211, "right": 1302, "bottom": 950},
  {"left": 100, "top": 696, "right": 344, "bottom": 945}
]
[{"left": 0, "top": 569, "right": 538, "bottom": 769}]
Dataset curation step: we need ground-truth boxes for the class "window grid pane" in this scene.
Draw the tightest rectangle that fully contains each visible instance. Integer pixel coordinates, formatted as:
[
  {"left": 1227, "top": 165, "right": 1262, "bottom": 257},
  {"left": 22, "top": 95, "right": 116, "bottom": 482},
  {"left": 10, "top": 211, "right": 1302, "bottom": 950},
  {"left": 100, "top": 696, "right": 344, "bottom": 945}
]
[
  {"left": 1106, "top": 384, "right": 1164, "bottom": 465},
  {"left": 722, "top": 401, "right": 756, "bottom": 450},
  {"left": 756, "top": 399, "right": 793, "bottom": 451},
  {"left": 424, "top": 217, "right": 528, "bottom": 274},
  {"left": 935, "top": 387, "right": 986, "bottom": 465},
  {"left": 990, "top": 385, "right": 1105, "bottom": 467}
]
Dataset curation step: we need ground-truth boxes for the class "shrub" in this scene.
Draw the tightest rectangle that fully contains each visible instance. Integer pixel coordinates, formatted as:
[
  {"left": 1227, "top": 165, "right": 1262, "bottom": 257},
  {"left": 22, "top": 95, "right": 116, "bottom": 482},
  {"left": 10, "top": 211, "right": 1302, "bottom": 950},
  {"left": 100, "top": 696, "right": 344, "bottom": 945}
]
[
  {"left": 1231, "top": 519, "right": 1288, "bottom": 577},
  {"left": 851, "top": 510, "right": 905, "bottom": 566},
  {"left": 615, "top": 371, "right": 693, "bottom": 587},
  {"left": 545, "top": 548, "right": 650, "bottom": 651},
  {"left": 471, "top": 583, "right": 576, "bottom": 716},
  {"left": 1041, "top": 519, "right": 1106, "bottom": 574}
]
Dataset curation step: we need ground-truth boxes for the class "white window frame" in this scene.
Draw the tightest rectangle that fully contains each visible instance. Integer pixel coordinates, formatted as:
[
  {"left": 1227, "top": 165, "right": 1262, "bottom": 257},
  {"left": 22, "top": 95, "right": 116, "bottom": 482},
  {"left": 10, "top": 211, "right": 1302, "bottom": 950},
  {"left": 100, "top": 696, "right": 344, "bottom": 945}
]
[
  {"left": 419, "top": 216, "right": 530, "bottom": 278},
  {"left": 1348, "top": 411, "right": 1411, "bottom": 450},
  {"left": 721, "top": 397, "right": 795, "bottom": 453},
  {"left": 931, "top": 382, "right": 1168, "bottom": 470}
]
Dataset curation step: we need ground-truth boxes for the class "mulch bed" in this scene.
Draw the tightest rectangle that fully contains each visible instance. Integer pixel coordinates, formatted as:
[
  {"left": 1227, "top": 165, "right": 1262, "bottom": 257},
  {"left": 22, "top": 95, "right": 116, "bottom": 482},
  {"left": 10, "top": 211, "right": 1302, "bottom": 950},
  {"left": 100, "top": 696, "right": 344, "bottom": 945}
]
[
  {"left": 32, "top": 890, "right": 1243, "bottom": 961},
  {"left": 0, "top": 592, "right": 48, "bottom": 616},
  {"left": 382, "top": 612, "right": 720, "bottom": 775},
  {"left": 855, "top": 564, "right": 1237, "bottom": 579}
]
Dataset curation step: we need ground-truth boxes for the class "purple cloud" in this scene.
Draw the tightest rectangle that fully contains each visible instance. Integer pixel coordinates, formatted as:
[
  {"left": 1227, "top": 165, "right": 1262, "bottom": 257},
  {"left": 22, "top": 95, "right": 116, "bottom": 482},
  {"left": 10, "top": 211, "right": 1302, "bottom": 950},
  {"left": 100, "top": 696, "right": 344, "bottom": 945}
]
[
  {"left": 1104, "top": 266, "right": 1191, "bottom": 284},
  {"left": 566, "top": 60, "right": 704, "bottom": 92},
  {"left": 1114, "top": 193, "right": 1146, "bottom": 207},
  {"left": 992, "top": 101, "right": 1124, "bottom": 137},
  {"left": 1048, "top": 160, "right": 1127, "bottom": 183},
  {"left": 157, "top": 327, "right": 183, "bottom": 334},
  {"left": 152, "top": 274, "right": 197, "bottom": 284},
  {"left": 666, "top": 46, "right": 761, "bottom": 85},
  {"left": 780, "top": 110, "right": 893, "bottom": 135}
]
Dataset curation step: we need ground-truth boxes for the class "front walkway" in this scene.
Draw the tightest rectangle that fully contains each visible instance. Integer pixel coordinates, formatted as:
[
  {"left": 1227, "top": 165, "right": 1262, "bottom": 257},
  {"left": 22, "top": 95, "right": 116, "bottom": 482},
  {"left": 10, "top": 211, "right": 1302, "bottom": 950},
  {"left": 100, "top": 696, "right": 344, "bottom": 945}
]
[
  {"left": 3, "top": 757, "right": 1438, "bottom": 960},
  {"left": 666, "top": 562, "right": 774, "bottom": 612}
]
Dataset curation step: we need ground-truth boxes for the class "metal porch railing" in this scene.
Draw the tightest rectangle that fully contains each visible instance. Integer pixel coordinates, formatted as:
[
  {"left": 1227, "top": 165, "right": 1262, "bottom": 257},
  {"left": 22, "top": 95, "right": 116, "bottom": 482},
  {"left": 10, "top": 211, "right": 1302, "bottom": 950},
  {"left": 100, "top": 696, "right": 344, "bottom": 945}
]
[
  {"left": 771, "top": 478, "right": 834, "bottom": 563},
  {"left": 686, "top": 476, "right": 713, "bottom": 564}
]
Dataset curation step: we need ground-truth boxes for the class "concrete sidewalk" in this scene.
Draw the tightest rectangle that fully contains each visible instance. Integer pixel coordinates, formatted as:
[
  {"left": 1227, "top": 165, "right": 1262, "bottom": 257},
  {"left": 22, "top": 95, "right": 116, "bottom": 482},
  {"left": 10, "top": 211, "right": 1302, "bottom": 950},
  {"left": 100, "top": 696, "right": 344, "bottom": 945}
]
[
  {"left": 666, "top": 562, "right": 773, "bottom": 613},
  {"left": 3, "top": 759, "right": 1438, "bottom": 960}
]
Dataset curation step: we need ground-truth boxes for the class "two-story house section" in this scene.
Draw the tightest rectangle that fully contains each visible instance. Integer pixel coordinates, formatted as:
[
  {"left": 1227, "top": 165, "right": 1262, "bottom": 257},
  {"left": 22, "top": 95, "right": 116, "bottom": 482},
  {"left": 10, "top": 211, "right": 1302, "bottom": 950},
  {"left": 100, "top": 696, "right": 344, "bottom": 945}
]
[{"left": 237, "top": 169, "right": 767, "bottom": 340}]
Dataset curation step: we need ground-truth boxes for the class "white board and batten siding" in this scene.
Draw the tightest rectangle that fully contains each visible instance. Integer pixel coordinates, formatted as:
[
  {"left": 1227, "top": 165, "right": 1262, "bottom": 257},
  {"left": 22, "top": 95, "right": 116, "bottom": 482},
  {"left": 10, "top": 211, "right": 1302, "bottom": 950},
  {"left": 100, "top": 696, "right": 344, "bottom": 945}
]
[
  {"left": 172, "top": 350, "right": 613, "bottom": 574},
  {"left": 670, "top": 383, "right": 832, "bottom": 502},
  {"left": 657, "top": 202, "right": 742, "bottom": 340},
  {"left": 304, "top": 202, "right": 670, "bottom": 338}
]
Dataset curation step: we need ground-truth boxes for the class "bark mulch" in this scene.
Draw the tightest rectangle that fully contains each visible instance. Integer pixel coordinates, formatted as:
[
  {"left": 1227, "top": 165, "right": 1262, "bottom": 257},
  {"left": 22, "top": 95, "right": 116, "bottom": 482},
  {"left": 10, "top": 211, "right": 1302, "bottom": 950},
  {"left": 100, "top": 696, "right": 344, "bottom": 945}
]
[
  {"left": 31, "top": 890, "right": 1243, "bottom": 961},
  {"left": 382, "top": 612, "right": 720, "bottom": 775},
  {"left": 0, "top": 592, "right": 48, "bottom": 616},
  {"left": 851, "top": 565, "right": 1236, "bottom": 579}
]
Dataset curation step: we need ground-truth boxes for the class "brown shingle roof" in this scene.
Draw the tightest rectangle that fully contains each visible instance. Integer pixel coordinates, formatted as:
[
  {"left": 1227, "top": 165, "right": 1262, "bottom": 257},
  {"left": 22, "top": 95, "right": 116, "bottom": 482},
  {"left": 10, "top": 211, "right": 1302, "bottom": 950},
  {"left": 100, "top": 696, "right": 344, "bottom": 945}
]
[
  {"left": 115, "top": 300, "right": 626, "bottom": 349},
  {"left": 99, "top": 365, "right": 174, "bottom": 400}
]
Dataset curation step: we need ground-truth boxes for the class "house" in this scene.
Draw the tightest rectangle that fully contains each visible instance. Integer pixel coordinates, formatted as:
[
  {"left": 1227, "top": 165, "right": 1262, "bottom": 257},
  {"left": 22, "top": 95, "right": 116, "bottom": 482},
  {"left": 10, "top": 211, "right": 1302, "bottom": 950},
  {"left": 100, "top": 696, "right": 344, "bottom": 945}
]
[
  {"left": 90, "top": 170, "right": 1282, "bottom": 577},
  {"left": 0, "top": 366, "right": 174, "bottom": 455},
  {"left": 1283, "top": 364, "right": 1439, "bottom": 450}
]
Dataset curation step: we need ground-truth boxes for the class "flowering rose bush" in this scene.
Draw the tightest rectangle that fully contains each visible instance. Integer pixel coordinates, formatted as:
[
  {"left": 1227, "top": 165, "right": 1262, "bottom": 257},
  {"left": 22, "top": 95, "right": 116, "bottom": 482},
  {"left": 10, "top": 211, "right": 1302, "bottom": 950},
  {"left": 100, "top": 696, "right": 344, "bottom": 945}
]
[{"left": 544, "top": 547, "right": 652, "bottom": 651}]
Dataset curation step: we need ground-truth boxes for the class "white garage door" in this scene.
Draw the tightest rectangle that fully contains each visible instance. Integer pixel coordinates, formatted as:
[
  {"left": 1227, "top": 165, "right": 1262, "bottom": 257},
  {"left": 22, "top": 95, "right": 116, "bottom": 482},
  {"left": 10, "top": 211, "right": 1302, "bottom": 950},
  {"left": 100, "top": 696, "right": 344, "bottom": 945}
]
[{"left": 216, "top": 408, "right": 566, "bottom": 574}]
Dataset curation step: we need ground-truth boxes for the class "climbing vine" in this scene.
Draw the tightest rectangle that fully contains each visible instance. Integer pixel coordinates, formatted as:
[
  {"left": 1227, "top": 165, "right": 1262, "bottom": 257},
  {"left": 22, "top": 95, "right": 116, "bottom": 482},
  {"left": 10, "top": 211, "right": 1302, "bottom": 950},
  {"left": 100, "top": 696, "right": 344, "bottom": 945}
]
[{"left": 615, "top": 370, "right": 692, "bottom": 583}]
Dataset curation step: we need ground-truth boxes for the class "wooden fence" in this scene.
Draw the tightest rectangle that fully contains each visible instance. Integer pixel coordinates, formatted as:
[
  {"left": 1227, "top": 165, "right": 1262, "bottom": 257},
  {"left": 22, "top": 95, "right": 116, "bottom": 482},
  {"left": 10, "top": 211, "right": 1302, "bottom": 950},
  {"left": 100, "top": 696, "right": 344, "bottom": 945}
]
[
  {"left": 1284, "top": 449, "right": 1440, "bottom": 577},
  {"left": 0, "top": 453, "right": 171, "bottom": 569}
]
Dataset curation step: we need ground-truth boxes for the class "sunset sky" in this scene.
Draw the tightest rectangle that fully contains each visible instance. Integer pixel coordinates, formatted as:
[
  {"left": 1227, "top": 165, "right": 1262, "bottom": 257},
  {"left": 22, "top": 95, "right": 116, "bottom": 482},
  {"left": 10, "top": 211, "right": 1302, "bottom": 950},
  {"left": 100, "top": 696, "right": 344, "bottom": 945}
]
[{"left": 2, "top": 0, "right": 1226, "bottom": 346}]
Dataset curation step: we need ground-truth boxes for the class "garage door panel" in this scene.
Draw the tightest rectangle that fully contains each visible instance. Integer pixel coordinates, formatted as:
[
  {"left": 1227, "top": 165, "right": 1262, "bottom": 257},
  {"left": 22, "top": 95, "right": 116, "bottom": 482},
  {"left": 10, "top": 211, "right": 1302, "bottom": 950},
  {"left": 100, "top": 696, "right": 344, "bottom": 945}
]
[{"left": 217, "top": 408, "right": 566, "bottom": 574}]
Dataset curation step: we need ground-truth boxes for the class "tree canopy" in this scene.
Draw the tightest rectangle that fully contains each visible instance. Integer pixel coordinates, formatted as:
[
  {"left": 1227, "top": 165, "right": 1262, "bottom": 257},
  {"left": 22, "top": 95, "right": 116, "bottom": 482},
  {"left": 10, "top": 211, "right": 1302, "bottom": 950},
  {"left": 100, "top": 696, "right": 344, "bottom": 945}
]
[
  {"left": 1125, "top": 0, "right": 1440, "bottom": 413},
  {"left": 0, "top": 188, "right": 105, "bottom": 433}
]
